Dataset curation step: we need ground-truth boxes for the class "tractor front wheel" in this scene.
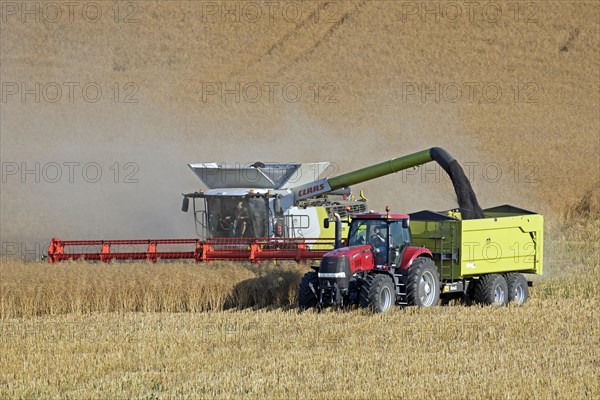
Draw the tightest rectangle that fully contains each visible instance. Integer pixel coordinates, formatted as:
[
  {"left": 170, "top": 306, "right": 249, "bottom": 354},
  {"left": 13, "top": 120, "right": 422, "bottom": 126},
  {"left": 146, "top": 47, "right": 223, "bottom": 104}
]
[
  {"left": 360, "top": 273, "right": 395, "bottom": 313},
  {"left": 298, "top": 271, "right": 319, "bottom": 310}
]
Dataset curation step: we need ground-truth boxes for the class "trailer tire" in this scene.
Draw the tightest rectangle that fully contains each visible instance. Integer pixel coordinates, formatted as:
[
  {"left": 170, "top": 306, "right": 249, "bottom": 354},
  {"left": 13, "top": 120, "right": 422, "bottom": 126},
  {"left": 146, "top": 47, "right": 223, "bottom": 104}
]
[
  {"left": 298, "top": 271, "right": 319, "bottom": 310},
  {"left": 473, "top": 274, "right": 508, "bottom": 306},
  {"left": 360, "top": 273, "right": 395, "bottom": 313},
  {"left": 505, "top": 273, "right": 529, "bottom": 305},
  {"left": 407, "top": 257, "right": 441, "bottom": 307},
  {"left": 464, "top": 279, "right": 477, "bottom": 306}
]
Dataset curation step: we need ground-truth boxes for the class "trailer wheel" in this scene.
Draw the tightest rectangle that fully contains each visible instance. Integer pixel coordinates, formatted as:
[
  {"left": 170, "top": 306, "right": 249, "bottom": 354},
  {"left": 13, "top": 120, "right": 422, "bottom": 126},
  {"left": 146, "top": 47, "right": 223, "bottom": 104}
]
[
  {"left": 360, "top": 273, "right": 395, "bottom": 313},
  {"left": 407, "top": 257, "right": 441, "bottom": 307},
  {"left": 473, "top": 274, "right": 508, "bottom": 306},
  {"left": 298, "top": 271, "right": 319, "bottom": 310},
  {"left": 463, "top": 279, "right": 477, "bottom": 306},
  {"left": 505, "top": 273, "right": 529, "bottom": 305}
]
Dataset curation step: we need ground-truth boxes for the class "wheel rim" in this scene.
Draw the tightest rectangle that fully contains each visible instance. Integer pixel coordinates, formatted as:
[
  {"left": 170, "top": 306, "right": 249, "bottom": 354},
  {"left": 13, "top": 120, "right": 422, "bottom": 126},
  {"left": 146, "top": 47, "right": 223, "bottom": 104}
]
[
  {"left": 419, "top": 271, "right": 436, "bottom": 306},
  {"left": 380, "top": 285, "right": 392, "bottom": 311},
  {"left": 494, "top": 283, "right": 506, "bottom": 305},
  {"left": 514, "top": 283, "right": 525, "bottom": 305}
]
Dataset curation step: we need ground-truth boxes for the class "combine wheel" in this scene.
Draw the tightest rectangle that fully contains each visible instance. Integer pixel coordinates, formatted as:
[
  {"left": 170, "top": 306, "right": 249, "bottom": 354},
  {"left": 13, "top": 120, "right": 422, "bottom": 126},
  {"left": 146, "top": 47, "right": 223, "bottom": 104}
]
[
  {"left": 473, "top": 274, "right": 508, "bottom": 306},
  {"left": 504, "top": 273, "right": 529, "bottom": 305},
  {"left": 298, "top": 272, "right": 319, "bottom": 310},
  {"left": 407, "top": 257, "right": 441, "bottom": 307},
  {"left": 360, "top": 273, "right": 395, "bottom": 313}
]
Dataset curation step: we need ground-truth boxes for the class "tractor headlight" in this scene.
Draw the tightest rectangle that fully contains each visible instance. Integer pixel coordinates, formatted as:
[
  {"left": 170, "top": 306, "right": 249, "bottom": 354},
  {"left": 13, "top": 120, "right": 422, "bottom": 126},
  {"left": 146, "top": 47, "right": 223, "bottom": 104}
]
[{"left": 318, "top": 272, "right": 347, "bottom": 278}]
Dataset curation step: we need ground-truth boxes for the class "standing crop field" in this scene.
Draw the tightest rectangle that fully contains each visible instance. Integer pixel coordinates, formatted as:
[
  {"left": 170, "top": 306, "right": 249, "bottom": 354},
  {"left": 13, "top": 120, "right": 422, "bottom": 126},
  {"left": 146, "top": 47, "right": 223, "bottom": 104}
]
[{"left": 0, "top": 262, "right": 304, "bottom": 318}]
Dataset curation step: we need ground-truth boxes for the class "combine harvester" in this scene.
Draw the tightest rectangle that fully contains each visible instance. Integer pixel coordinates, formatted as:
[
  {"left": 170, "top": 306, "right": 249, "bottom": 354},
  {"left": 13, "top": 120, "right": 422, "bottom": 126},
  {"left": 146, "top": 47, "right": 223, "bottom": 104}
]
[
  {"left": 48, "top": 157, "right": 366, "bottom": 263},
  {"left": 48, "top": 147, "right": 543, "bottom": 307}
]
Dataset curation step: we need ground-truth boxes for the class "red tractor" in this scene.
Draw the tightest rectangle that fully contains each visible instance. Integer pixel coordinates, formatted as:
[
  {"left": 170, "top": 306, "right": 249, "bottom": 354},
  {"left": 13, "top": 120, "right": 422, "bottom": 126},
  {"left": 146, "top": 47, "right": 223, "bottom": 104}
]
[{"left": 298, "top": 210, "right": 441, "bottom": 312}]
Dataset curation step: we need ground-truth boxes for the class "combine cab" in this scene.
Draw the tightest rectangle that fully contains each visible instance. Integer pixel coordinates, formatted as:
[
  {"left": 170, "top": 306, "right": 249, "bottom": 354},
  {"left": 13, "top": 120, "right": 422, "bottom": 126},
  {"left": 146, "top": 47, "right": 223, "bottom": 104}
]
[{"left": 182, "top": 161, "right": 365, "bottom": 240}]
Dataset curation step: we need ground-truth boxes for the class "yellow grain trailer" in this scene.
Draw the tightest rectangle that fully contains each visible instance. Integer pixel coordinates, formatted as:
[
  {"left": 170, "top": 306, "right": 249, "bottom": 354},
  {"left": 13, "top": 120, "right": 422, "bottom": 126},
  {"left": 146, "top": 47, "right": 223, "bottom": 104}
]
[{"left": 410, "top": 205, "right": 543, "bottom": 305}]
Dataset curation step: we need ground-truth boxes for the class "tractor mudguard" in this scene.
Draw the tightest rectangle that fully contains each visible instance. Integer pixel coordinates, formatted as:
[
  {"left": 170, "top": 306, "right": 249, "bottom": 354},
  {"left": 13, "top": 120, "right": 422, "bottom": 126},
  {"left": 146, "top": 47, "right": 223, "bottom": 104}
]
[{"left": 400, "top": 246, "right": 433, "bottom": 269}]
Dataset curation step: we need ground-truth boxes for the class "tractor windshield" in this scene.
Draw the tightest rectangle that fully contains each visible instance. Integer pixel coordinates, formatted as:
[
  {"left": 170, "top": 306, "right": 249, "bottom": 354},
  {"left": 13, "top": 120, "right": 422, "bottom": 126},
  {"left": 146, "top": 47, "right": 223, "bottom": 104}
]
[
  {"left": 205, "top": 196, "right": 269, "bottom": 238},
  {"left": 348, "top": 219, "right": 411, "bottom": 248},
  {"left": 348, "top": 220, "right": 388, "bottom": 248}
]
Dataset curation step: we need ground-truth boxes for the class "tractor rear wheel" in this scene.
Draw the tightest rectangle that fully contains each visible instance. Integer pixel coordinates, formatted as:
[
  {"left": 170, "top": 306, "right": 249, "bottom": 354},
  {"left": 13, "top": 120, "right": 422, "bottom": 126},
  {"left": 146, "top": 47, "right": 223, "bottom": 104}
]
[
  {"left": 360, "top": 273, "right": 395, "bottom": 313},
  {"left": 505, "top": 273, "right": 529, "bottom": 305},
  {"left": 473, "top": 274, "right": 508, "bottom": 306},
  {"left": 407, "top": 257, "right": 441, "bottom": 307},
  {"left": 298, "top": 271, "right": 319, "bottom": 310}
]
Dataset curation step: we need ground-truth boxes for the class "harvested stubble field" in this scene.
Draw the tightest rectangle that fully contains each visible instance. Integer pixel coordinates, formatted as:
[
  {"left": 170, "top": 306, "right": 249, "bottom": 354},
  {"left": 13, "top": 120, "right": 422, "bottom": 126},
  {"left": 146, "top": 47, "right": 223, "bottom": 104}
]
[{"left": 1, "top": 214, "right": 599, "bottom": 399}]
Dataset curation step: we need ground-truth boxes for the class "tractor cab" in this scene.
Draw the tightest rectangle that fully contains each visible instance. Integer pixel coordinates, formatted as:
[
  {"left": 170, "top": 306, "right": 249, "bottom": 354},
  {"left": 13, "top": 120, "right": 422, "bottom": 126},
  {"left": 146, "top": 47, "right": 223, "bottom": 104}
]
[{"left": 347, "top": 212, "right": 411, "bottom": 267}]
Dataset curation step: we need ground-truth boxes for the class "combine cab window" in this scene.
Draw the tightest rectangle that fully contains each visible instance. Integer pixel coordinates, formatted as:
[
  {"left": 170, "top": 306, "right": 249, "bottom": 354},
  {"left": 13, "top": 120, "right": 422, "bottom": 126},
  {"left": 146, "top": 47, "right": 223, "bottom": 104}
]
[{"left": 206, "top": 197, "right": 268, "bottom": 238}]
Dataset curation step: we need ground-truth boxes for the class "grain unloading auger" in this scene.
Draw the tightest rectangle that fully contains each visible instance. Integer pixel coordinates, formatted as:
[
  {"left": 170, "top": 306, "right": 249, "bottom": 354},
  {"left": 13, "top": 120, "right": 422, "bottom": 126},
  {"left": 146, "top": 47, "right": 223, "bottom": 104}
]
[{"left": 48, "top": 147, "right": 484, "bottom": 263}]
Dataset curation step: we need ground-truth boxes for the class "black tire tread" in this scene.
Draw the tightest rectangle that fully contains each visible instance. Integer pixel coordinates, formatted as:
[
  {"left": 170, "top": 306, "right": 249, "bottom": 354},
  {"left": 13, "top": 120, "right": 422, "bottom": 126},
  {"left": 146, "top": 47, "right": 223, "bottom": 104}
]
[
  {"left": 359, "top": 274, "right": 375, "bottom": 308},
  {"left": 473, "top": 274, "right": 508, "bottom": 306},
  {"left": 504, "top": 272, "right": 529, "bottom": 305},
  {"left": 298, "top": 271, "right": 319, "bottom": 309},
  {"left": 360, "top": 273, "right": 394, "bottom": 312}
]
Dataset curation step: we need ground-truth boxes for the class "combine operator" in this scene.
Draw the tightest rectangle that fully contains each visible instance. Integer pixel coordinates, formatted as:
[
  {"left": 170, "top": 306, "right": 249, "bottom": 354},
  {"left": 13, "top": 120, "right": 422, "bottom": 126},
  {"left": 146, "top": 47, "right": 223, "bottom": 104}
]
[{"left": 232, "top": 201, "right": 250, "bottom": 237}]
